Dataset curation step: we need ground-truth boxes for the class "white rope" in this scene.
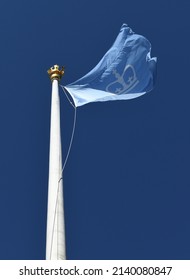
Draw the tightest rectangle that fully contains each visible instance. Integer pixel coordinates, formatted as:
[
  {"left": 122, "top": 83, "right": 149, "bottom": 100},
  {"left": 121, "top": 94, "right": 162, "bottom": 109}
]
[
  {"left": 61, "top": 105, "right": 77, "bottom": 175},
  {"left": 60, "top": 85, "right": 76, "bottom": 108},
  {"left": 60, "top": 85, "right": 77, "bottom": 176},
  {"left": 49, "top": 86, "right": 77, "bottom": 259}
]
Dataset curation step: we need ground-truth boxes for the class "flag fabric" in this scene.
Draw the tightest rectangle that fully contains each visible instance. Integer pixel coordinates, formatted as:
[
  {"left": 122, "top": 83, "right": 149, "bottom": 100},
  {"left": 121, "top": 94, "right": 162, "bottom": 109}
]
[{"left": 63, "top": 23, "right": 157, "bottom": 107}]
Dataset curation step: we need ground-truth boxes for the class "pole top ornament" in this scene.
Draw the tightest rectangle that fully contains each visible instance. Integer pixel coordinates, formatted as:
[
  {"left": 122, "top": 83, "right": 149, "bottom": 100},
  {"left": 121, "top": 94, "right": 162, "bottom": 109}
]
[{"left": 47, "top": 65, "right": 64, "bottom": 82}]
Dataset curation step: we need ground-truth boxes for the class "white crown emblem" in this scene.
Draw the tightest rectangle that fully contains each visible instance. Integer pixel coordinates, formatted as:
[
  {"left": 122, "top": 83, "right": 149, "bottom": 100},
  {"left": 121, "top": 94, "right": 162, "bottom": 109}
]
[{"left": 106, "top": 64, "right": 139, "bottom": 94}]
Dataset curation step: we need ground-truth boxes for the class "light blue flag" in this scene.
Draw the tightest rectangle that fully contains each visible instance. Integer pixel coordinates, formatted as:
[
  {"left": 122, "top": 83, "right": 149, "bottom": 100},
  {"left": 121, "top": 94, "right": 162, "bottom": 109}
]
[{"left": 63, "top": 24, "right": 157, "bottom": 107}]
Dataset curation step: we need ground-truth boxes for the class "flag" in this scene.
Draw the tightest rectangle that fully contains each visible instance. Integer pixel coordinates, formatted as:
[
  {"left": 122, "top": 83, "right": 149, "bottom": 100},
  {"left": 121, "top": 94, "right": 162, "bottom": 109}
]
[{"left": 63, "top": 24, "right": 157, "bottom": 107}]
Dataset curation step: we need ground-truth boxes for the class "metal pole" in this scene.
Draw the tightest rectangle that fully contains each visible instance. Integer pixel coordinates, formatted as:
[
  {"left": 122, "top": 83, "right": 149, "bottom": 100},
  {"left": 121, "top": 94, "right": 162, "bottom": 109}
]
[{"left": 46, "top": 65, "right": 66, "bottom": 259}]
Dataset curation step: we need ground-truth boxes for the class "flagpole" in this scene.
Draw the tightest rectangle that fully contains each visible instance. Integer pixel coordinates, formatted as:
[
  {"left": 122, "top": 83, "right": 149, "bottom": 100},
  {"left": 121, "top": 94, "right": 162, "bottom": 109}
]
[{"left": 46, "top": 65, "right": 66, "bottom": 260}]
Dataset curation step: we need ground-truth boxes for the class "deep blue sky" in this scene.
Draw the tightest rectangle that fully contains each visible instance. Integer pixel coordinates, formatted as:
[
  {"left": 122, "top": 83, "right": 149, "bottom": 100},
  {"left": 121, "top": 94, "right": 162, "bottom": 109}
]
[{"left": 0, "top": 0, "right": 190, "bottom": 260}]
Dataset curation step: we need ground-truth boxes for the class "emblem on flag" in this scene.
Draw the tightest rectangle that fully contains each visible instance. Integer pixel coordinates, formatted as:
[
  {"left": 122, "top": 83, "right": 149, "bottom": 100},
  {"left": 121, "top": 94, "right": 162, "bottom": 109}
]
[{"left": 106, "top": 65, "right": 139, "bottom": 95}]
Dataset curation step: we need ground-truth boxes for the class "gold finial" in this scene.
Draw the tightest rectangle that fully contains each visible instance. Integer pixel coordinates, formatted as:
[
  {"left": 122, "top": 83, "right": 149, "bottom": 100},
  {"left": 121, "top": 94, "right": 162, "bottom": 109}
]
[{"left": 47, "top": 64, "right": 65, "bottom": 82}]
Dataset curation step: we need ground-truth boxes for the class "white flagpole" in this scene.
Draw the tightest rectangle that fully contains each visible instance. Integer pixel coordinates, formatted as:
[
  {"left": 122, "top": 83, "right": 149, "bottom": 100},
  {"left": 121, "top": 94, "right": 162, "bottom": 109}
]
[{"left": 46, "top": 65, "right": 66, "bottom": 260}]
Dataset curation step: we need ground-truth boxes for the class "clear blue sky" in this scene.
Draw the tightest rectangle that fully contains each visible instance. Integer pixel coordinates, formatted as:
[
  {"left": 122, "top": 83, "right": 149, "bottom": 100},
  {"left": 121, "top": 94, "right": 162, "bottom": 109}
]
[{"left": 0, "top": 0, "right": 190, "bottom": 260}]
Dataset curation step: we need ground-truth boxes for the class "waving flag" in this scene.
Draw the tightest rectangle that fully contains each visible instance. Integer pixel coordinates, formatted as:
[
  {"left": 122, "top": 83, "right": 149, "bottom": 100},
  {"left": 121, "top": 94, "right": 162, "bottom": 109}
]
[{"left": 63, "top": 24, "right": 157, "bottom": 107}]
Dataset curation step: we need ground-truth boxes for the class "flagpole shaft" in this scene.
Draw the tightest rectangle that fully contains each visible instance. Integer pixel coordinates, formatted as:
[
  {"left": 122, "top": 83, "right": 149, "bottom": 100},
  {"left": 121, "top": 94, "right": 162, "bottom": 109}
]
[{"left": 46, "top": 66, "right": 66, "bottom": 260}]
